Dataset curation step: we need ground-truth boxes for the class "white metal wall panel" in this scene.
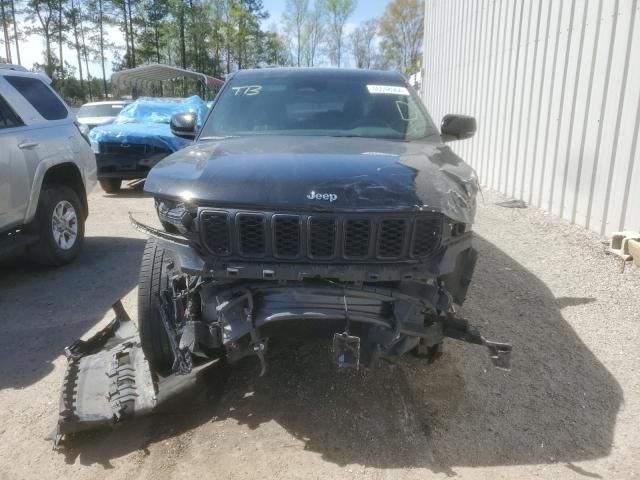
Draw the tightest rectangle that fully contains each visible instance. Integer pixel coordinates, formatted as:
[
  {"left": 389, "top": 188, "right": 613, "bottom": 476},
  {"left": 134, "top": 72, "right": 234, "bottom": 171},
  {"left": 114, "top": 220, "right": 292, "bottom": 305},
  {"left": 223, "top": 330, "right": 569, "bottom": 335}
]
[
  {"left": 423, "top": 0, "right": 640, "bottom": 235},
  {"left": 562, "top": 0, "right": 601, "bottom": 224}
]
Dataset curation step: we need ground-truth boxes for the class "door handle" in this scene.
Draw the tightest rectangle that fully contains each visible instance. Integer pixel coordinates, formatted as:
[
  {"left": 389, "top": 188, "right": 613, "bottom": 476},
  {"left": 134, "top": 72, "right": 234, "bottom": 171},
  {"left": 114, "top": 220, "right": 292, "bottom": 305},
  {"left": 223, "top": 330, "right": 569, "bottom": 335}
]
[{"left": 18, "top": 140, "right": 39, "bottom": 150}]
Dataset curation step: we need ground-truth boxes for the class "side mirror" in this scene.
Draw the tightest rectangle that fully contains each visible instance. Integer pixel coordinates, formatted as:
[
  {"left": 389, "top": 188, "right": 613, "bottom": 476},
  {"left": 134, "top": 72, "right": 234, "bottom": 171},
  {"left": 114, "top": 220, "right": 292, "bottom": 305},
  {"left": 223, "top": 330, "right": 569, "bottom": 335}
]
[
  {"left": 441, "top": 114, "right": 477, "bottom": 142},
  {"left": 170, "top": 112, "right": 198, "bottom": 139}
]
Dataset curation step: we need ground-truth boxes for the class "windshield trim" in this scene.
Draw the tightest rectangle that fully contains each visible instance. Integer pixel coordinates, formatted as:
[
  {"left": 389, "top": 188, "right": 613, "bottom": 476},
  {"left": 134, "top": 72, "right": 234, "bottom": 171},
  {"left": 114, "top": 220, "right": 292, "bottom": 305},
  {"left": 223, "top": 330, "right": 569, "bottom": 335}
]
[{"left": 199, "top": 131, "right": 414, "bottom": 142}]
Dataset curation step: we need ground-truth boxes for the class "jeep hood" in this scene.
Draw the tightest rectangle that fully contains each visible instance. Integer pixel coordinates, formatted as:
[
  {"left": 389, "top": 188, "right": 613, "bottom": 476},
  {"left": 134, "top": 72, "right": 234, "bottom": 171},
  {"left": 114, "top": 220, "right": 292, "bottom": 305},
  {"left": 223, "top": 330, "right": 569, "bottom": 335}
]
[{"left": 144, "top": 135, "right": 479, "bottom": 224}]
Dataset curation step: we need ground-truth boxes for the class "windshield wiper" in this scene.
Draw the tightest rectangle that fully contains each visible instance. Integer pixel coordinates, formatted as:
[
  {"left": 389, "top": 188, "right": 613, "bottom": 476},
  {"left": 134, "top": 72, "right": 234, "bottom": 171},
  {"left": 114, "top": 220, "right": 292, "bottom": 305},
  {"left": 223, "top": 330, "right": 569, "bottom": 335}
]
[{"left": 198, "top": 135, "right": 239, "bottom": 140}]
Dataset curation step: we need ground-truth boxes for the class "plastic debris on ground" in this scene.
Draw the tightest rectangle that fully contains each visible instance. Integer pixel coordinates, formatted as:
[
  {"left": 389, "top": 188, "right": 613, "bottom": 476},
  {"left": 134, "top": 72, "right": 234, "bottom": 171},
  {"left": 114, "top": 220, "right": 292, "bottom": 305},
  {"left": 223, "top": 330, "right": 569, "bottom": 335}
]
[{"left": 52, "top": 301, "right": 221, "bottom": 447}]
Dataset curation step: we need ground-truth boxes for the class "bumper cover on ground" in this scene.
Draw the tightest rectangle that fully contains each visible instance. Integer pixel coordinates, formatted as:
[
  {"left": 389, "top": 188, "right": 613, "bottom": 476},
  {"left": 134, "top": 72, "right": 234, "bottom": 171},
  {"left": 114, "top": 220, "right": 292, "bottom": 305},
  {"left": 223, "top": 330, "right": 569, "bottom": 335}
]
[{"left": 55, "top": 302, "right": 156, "bottom": 442}]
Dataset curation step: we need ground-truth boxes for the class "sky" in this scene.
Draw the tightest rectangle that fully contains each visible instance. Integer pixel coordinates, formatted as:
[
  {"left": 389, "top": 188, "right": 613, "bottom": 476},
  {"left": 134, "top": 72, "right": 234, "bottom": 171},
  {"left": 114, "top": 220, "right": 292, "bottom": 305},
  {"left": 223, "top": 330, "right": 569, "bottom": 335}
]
[
  {"left": 261, "top": 0, "right": 391, "bottom": 26},
  {"left": 17, "top": 0, "right": 392, "bottom": 80}
]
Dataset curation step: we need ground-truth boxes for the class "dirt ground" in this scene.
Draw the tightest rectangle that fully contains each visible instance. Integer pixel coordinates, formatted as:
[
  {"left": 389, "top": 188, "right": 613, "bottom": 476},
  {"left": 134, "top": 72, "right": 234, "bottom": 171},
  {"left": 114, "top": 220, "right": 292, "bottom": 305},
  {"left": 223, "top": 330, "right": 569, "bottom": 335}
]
[{"left": 0, "top": 185, "right": 638, "bottom": 480}]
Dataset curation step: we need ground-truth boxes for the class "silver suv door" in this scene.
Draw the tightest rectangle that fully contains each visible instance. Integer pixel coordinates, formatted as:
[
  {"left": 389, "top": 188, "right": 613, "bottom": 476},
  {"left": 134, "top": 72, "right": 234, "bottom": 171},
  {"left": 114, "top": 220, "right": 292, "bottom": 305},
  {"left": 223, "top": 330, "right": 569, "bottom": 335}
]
[{"left": 0, "top": 92, "right": 32, "bottom": 231}]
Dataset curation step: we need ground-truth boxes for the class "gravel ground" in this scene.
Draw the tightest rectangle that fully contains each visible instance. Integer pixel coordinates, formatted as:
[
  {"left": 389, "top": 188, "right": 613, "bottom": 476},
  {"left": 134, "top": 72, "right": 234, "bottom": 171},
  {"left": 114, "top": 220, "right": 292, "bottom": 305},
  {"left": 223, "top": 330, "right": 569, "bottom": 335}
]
[{"left": 0, "top": 185, "right": 638, "bottom": 480}]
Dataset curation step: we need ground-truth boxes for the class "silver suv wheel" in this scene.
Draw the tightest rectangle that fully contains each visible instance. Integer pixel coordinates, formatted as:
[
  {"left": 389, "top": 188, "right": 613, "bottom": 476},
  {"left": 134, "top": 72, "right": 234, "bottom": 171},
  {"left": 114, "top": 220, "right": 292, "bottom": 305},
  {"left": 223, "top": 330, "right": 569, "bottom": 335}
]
[
  {"left": 51, "top": 200, "right": 78, "bottom": 250},
  {"left": 28, "top": 185, "right": 85, "bottom": 266}
]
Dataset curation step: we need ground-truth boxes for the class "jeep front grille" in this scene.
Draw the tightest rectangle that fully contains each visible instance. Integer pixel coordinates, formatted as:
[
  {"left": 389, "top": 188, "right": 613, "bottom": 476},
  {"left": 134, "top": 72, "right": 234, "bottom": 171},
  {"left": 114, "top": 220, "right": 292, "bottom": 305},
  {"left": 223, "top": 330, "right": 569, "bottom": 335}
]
[
  {"left": 378, "top": 218, "right": 408, "bottom": 258},
  {"left": 237, "top": 214, "right": 266, "bottom": 256},
  {"left": 344, "top": 219, "right": 372, "bottom": 258},
  {"left": 309, "top": 217, "right": 337, "bottom": 259},
  {"left": 200, "top": 211, "right": 230, "bottom": 255},
  {"left": 199, "top": 210, "right": 442, "bottom": 262},
  {"left": 273, "top": 215, "right": 301, "bottom": 258},
  {"left": 412, "top": 217, "right": 443, "bottom": 257}
]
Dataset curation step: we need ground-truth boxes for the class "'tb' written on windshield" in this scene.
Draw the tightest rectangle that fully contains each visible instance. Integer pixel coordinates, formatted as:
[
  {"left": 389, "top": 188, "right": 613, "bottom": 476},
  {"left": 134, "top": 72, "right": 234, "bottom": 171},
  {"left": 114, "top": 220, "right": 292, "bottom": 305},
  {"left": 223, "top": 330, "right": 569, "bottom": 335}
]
[{"left": 231, "top": 85, "right": 262, "bottom": 96}]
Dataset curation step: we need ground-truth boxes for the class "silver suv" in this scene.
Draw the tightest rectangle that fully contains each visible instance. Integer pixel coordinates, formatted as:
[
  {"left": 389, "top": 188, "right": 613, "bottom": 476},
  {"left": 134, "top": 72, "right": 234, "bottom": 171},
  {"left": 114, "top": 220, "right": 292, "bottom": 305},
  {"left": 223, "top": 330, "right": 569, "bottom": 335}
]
[{"left": 0, "top": 65, "right": 96, "bottom": 266}]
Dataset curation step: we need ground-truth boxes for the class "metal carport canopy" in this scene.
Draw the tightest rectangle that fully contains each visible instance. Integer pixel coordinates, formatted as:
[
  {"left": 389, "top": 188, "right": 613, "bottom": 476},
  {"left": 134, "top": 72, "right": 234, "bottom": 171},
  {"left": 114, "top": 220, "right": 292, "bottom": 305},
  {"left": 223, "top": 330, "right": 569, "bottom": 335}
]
[{"left": 111, "top": 64, "right": 224, "bottom": 90}]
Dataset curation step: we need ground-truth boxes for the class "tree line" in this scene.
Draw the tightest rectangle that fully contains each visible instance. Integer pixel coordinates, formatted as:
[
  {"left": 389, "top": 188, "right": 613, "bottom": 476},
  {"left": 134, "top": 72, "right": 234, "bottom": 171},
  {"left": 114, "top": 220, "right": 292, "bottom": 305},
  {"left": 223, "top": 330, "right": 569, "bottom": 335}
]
[
  {"left": 0, "top": 0, "right": 424, "bottom": 104},
  {"left": 281, "top": 0, "right": 423, "bottom": 74}
]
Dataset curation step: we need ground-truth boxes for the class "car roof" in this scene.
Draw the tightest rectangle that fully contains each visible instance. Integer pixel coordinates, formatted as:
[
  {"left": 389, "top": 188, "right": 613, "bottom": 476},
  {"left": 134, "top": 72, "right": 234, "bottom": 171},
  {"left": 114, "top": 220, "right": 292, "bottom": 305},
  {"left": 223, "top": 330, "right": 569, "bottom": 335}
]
[
  {"left": 0, "top": 66, "right": 53, "bottom": 84},
  {"left": 0, "top": 63, "right": 28, "bottom": 72},
  {"left": 81, "top": 100, "right": 131, "bottom": 107},
  {"left": 232, "top": 67, "right": 406, "bottom": 83}
]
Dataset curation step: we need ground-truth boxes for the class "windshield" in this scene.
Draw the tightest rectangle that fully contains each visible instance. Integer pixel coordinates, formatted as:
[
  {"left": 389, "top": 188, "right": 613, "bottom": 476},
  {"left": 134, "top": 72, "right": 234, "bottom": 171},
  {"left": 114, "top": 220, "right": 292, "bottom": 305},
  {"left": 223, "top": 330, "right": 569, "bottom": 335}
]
[
  {"left": 200, "top": 71, "right": 438, "bottom": 141},
  {"left": 77, "top": 103, "right": 126, "bottom": 118}
]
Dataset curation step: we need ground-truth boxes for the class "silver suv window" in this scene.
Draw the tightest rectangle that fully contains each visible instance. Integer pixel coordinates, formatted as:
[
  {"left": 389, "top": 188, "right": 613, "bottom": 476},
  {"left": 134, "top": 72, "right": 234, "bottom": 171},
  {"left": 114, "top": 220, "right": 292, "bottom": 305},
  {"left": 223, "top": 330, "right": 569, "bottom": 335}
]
[
  {"left": 5, "top": 75, "right": 68, "bottom": 121},
  {"left": 0, "top": 94, "right": 23, "bottom": 128}
]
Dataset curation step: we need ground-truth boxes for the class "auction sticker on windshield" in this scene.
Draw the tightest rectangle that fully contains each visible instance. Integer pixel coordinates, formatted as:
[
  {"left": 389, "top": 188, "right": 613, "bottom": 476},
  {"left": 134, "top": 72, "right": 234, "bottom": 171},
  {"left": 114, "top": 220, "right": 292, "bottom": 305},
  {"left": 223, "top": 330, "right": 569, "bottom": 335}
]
[{"left": 367, "top": 85, "right": 410, "bottom": 95}]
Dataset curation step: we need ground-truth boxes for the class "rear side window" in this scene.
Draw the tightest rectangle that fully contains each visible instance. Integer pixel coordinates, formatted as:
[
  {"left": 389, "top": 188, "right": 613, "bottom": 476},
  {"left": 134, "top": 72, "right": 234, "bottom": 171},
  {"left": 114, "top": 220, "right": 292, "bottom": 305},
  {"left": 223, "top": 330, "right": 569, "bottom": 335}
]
[
  {"left": 0, "top": 94, "right": 23, "bottom": 129},
  {"left": 5, "top": 75, "right": 68, "bottom": 120}
]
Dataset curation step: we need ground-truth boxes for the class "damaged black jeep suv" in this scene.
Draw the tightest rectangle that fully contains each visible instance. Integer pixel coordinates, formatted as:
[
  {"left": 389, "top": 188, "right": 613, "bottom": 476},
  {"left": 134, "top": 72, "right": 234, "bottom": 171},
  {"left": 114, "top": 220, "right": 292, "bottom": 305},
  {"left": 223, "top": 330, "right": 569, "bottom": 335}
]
[{"left": 135, "top": 68, "right": 511, "bottom": 377}]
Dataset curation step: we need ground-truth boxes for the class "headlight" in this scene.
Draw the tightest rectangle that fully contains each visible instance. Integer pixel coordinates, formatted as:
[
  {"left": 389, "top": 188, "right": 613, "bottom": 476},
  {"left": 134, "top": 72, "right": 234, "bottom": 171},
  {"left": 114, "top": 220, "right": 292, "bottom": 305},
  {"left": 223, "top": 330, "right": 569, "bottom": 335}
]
[
  {"left": 155, "top": 198, "right": 196, "bottom": 234},
  {"left": 90, "top": 140, "right": 100, "bottom": 154}
]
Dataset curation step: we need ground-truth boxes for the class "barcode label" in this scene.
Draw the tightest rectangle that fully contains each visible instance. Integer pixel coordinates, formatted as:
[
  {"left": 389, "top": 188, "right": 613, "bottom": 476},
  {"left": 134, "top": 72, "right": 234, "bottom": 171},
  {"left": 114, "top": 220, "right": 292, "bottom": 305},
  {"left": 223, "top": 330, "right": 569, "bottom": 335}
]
[{"left": 367, "top": 85, "right": 410, "bottom": 96}]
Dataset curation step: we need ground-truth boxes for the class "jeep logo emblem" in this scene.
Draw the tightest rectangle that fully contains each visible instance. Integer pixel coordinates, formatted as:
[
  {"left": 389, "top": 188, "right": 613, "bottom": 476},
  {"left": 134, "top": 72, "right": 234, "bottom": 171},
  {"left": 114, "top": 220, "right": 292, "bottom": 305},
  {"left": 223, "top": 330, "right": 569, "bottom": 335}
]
[{"left": 307, "top": 191, "right": 337, "bottom": 202}]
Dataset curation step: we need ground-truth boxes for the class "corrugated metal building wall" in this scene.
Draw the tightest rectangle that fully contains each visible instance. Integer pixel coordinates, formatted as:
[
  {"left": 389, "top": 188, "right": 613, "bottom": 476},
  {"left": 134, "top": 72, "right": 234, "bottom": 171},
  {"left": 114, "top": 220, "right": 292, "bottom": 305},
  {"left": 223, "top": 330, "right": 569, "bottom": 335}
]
[{"left": 422, "top": 0, "right": 640, "bottom": 235}]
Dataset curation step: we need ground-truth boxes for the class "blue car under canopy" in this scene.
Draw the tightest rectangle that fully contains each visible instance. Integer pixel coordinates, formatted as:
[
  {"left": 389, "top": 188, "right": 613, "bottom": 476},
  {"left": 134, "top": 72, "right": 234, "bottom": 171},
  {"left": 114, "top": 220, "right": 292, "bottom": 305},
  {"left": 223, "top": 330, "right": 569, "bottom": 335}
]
[{"left": 89, "top": 95, "right": 209, "bottom": 192}]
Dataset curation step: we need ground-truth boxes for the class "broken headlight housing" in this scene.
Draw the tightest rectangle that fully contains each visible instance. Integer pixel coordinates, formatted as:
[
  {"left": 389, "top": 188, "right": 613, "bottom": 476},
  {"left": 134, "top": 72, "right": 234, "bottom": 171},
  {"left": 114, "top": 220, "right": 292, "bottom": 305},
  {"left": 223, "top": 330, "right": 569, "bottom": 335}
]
[{"left": 155, "top": 198, "right": 198, "bottom": 235}]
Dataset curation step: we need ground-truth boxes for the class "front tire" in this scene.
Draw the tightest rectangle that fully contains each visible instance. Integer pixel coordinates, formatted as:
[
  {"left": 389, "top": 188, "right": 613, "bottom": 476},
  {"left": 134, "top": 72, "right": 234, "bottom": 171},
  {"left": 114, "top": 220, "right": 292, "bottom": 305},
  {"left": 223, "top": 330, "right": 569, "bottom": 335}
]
[
  {"left": 138, "top": 238, "right": 174, "bottom": 375},
  {"left": 99, "top": 178, "right": 122, "bottom": 193},
  {"left": 28, "top": 185, "right": 85, "bottom": 266}
]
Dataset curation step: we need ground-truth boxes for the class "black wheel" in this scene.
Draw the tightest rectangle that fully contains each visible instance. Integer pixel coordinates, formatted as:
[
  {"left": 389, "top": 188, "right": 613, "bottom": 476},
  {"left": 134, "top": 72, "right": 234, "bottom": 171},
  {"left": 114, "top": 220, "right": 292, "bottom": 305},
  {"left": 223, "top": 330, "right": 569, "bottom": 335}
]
[
  {"left": 138, "top": 238, "right": 174, "bottom": 375},
  {"left": 28, "top": 185, "right": 85, "bottom": 266},
  {"left": 99, "top": 178, "right": 122, "bottom": 193}
]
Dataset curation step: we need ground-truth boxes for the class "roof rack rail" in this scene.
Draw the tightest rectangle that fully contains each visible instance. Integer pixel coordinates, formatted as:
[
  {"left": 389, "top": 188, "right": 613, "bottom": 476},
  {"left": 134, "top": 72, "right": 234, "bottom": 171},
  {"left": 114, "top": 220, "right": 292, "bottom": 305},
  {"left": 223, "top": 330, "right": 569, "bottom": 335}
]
[{"left": 0, "top": 64, "right": 28, "bottom": 72}]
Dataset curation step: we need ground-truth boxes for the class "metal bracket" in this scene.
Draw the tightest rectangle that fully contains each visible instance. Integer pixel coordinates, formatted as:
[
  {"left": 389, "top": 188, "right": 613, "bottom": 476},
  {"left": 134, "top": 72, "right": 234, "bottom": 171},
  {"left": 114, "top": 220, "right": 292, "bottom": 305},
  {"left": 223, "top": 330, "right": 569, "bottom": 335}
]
[
  {"left": 157, "top": 294, "right": 192, "bottom": 375},
  {"left": 443, "top": 316, "right": 512, "bottom": 371},
  {"left": 242, "top": 289, "right": 268, "bottom": 376},
  {"left": 333, "top": 332, "right": 361, "bottom": 369},
  {"left": 217, "top": 289, "right": 268, "bottom": 376},
  {"left": 483, "top": 339, "right": 512, "bottom": 370}
]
